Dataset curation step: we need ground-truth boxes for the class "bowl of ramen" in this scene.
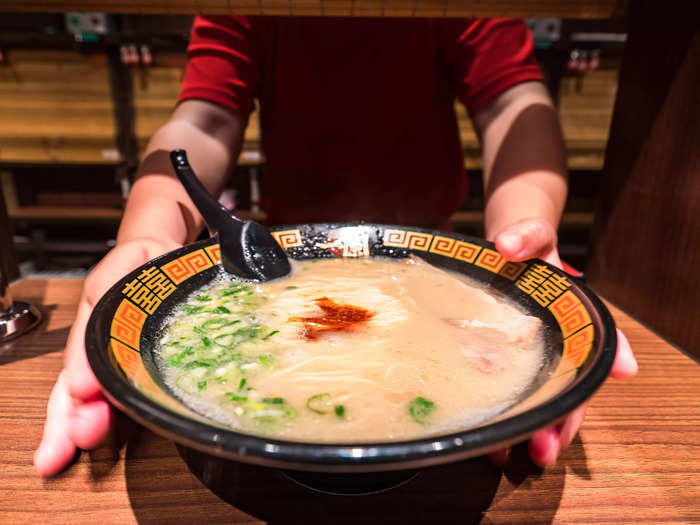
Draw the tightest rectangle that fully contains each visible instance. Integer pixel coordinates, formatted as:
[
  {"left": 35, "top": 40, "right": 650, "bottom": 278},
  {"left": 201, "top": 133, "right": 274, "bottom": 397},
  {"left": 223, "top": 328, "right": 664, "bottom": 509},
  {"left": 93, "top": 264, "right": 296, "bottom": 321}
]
[{"left": 86, "top": 223, "right": 616, "bottom": 473}]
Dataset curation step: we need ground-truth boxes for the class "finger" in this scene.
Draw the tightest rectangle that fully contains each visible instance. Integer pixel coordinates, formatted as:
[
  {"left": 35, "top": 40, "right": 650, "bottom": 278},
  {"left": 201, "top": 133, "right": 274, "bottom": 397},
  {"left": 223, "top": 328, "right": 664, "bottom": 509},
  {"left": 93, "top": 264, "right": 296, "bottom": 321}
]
[
  {"left": 84, "top": 241, "right": 161, "bottom": 304},
  {"left": 558, "top": 403, "right": 588, "bottom": 449},
  {"left": 34, "top": 371, "right": 78, "bottom": 477},
  {"left": 65, "top": 241, "right": 164, "bottom": 400},
  {"left": 488, "top": 447, "right": 511, "bottom": 466},
  {"left": 611, "top": 329, "right": 638, "bottom": 379},
  {"left": 65, "top": 301, "right": 103, "bottom": 402},
  {"left": 67, "top": 397, "right": 114, "bottom": 450},
  {"left": 528, "top": 426, "right": 561, "bottom": 468},
  {"left": 495, "top": 219, "right": 557, "bottom": 262}
]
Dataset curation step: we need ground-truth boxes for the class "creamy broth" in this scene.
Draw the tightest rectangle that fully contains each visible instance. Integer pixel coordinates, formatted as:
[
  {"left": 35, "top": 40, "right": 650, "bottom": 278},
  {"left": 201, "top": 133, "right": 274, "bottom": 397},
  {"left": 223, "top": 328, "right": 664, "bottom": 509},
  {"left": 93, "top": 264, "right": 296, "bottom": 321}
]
[{"left": 157, "top": 257, "right": 544, "bottom": 442}]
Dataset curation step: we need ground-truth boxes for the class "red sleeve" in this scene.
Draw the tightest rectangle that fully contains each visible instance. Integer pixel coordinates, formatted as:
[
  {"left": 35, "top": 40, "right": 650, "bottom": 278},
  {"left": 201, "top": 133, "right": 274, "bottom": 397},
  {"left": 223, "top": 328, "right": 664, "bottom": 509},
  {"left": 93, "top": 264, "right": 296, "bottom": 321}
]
[
  {"left": 178, "top": 15, "right": 258, "bottom": 117},
  {"left": 443, "top": 19, "right": 544, "bottom": 113}
]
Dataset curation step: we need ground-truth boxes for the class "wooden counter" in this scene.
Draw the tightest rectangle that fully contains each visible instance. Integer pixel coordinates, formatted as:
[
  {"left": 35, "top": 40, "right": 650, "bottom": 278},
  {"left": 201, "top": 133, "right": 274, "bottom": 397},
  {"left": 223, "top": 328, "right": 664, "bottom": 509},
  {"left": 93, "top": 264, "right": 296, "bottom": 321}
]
[{"left": 2, "top": 279, "right": 699, "bottom": 524}]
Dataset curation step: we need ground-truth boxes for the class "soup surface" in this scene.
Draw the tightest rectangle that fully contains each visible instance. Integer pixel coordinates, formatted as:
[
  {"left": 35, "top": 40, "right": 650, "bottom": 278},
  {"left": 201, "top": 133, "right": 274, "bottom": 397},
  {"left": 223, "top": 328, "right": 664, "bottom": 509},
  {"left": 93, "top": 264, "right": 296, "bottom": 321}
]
[{"left": 157, "top": 256, "right": 544, "bottom": 442}]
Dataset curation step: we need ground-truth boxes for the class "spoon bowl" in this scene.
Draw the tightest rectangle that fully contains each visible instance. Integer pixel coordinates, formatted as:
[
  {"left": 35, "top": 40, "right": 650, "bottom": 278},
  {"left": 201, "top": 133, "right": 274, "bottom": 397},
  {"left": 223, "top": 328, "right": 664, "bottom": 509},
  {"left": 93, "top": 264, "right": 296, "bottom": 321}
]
[{"left": 169, "top": 149, "right": 290, "bottom": 281}]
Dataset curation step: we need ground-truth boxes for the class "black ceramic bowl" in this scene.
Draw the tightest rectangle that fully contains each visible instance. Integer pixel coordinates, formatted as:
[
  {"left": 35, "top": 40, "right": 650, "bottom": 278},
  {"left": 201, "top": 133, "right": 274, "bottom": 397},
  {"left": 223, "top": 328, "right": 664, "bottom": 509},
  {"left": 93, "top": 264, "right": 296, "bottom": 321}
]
[{"left": 86, "top": 223, "right": 616, "bottom": 473}]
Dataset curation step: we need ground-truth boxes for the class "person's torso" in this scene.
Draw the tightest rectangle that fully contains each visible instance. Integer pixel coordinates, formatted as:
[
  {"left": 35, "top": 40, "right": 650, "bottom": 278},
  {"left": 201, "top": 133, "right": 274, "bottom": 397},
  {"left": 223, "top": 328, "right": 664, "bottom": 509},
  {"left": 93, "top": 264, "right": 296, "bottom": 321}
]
[{"left": 251, "top": 17, "right": 467, "bottom": 229}]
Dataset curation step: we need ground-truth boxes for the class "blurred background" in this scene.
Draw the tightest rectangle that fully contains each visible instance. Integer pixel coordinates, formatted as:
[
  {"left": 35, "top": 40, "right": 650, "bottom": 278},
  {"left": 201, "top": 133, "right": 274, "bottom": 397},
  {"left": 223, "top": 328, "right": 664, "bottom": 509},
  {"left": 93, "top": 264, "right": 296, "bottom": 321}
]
[{"left": 0, "top": 12, "right": 627, "bottom": 277}]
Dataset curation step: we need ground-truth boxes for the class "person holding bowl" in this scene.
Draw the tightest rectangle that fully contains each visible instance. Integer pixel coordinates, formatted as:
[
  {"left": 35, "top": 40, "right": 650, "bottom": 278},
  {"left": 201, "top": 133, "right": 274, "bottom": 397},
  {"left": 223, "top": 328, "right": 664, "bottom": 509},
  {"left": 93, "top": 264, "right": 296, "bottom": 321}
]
[{"left": 34, "top": 16, "right": 637, "bottom": 476}]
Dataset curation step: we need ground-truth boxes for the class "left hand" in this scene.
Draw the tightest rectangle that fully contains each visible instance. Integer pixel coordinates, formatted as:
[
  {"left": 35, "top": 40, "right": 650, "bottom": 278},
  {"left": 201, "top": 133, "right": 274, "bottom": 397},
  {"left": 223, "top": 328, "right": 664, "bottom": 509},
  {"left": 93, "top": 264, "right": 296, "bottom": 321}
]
[{"left": 490, "top": 217, "right": 638, "bottom": 467}]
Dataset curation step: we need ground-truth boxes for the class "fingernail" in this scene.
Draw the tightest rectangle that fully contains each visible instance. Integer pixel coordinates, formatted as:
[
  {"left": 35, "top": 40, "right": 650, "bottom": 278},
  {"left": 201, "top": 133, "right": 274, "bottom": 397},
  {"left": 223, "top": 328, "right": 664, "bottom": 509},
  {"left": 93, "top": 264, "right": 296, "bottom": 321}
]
[
  {"left": 541, "top": 433, "right": 560, "bottom": 468},
  {"left": 530, "top": 429, "right": 560, "bottom": 468},
  {"left": 33, "top": 446, "right": 43, "bottom": 467},
  {"left": 500, "top": 232, "right": 522, "bottom": 254},
  {"left": 629, "top": 354, "right": 639, "bottom": 375},
  {"left": 34, "top": 443, "right": 49, "bottom": 471}
]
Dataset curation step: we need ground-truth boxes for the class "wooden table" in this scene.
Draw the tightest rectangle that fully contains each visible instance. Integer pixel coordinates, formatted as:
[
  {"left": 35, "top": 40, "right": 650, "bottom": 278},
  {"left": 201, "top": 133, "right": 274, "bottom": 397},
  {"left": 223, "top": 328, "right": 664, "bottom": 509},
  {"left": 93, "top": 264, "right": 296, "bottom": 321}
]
[{"left": 2, "top": 279, "right": 699, "bottom": 524}]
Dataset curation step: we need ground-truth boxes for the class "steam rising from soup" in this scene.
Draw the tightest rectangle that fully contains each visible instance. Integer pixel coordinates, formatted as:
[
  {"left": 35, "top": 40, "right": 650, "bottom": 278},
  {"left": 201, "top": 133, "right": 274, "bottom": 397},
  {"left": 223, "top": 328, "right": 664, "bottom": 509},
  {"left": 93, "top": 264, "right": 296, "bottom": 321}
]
[{"left": 157, "top": 256, "right": 544, "bottom": 442}]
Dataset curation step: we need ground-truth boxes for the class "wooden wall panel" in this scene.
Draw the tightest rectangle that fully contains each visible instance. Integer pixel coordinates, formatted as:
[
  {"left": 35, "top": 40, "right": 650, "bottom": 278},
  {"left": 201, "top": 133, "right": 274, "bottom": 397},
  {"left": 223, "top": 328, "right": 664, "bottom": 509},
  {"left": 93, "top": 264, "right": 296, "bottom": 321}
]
[
  {"left": 0, "top": 50, "right": 118, "bottom": 164},
  {"left": 559, "top": 67, "right": 619, "bottom": 170},
  {"left": 586, "top": 0, "right": 700, "bottom": 354},
  {"left": 132, "top": 57, "right": 186, "bottom": 156}
]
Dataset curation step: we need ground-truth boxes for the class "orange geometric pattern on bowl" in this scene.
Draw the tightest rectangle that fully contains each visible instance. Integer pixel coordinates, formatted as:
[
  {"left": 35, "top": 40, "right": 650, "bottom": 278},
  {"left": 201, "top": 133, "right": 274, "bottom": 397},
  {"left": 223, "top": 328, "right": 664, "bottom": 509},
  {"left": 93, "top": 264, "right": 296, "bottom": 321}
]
[
  {"left": 475, "top": 248, "right": 507, "bottom": 274},
  {"left": 549, "top": 290, "right": 593, "bottom": 339},
  {"left": 563, "top": 324, "right": 595, "bottom": 368},
  {"left": 111, "top": 337, "right": 142, "bottom": 377},
  {"left": 271, "top": 229, "right": 303, "bottom": 249},
  {"left": 499, "top": 261, "right": 528, "bottom": 281},
  {"left": 160, "top": 249, "right": 214, "bottom": 285},
  {"left": 110, "top": 299, "right": 147, "bottom": 350},
  {"left": 110, "top": 338, "right": 208, "bottom": 418},
  {"left": 204, "top": 244, "right": 221, "bottom": 265},
  {"left": 429, "top": 235, "right": 482, "bottom": 263},
  {"left": 383, "top": 229, "right": 433, "bottom": 250}
]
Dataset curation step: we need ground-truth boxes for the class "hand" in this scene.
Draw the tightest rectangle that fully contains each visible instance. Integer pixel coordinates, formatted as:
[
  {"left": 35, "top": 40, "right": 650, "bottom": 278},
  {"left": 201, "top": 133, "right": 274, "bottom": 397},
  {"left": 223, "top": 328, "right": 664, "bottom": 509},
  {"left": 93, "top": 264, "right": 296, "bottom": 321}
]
[
  {"left": 490, "top": 217, "right": 638, "bottom": 467},
  {"left": 34, "top": 237, "right": 180, "bottom": 477}
]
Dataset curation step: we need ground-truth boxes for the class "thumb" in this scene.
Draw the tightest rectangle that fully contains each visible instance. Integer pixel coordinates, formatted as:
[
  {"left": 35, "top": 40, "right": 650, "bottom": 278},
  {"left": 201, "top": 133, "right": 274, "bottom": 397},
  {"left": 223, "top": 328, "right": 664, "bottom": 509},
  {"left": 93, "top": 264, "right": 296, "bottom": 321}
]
[{"left": 494, "top": 218, "right": 560, "bottom": 265}]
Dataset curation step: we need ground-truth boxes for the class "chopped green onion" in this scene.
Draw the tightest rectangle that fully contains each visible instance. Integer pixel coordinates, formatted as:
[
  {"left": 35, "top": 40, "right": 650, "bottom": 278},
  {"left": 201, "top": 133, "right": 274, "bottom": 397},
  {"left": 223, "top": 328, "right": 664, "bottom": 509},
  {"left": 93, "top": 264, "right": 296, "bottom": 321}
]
[
  {"left": 285, "top": 286, "right": 298, "bottom": 290},
  {"left": 262, "top": 330, "right": 279, "bottom": 341},
  {"left": 258, "top": 354, "right": 274, "bottom": 368},
  {"left": 201, "top": 318, "right": 236, "bottom": 330},
  {"left": 220, "top": 283, "right": 251, "bottom": 296},
  {"left": 176, "top": 374, "right": 200, "bottom": 392},
  {"left": 251, "top": 404, "right": 297, "bottom": 427},
  {"left": 334, "top": 405, "right": 345, "bottom": 419},
  {"left": 213, "top": 332, "right": 235, "bottom": 348},
  {"left": 408, "top": 397, "right": 435, "bottom": 425},
  {"left": 306, "top": 393, "right": 331, "bottom": 414},
  {"left": 196, "top": 294, "right": 212, "bottom": 302},
  {"left": 225, "top": 393, "right": 248, "bottom": 402},
  {"left": 193, "top": 326, "right": 204, "bottom": 335},
  {"left": 262, "top": 397, "right": 285, "bottom": 404},
  {"left": 238, "top": 294, "right": 268, "bottom": 310},
  {"left": 168, "top": 346, "right": 194, "bottom": 367},
  {"left": 197, "top": 380, "right": 207, "bottom": 391},
  {"left": 238, "top": 378, "right": 247, "bottom": 390},
  {"left": 215, "top": 305, "right": 231, "bottom": 314},
  {"left": 212, "top": 353, "right": 241, "bottom": 366},
  {"left": 183, "top": 305, "right": 205, "bottom": 315},
  {"left": 183, "top": 360, "right": 211, "bottom": 370},
  {"left": 201, "top": 336, "right": 212, "bottom": 347}
]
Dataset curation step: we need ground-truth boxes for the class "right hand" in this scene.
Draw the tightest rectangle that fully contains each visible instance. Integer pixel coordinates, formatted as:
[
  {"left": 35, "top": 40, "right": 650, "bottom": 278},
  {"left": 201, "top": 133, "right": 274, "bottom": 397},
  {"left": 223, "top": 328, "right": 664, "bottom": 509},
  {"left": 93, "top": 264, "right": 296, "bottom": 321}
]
[{"left": 34, "top": 237, "right": 180, "bottom": 476}]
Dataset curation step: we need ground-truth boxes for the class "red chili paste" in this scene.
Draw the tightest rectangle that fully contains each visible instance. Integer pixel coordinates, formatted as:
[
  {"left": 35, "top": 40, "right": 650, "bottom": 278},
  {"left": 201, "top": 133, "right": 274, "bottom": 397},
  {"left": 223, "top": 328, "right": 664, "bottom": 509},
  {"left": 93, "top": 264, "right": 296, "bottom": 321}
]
[{"left": 288, "top": 297, "right": 375, "bottom": 340}]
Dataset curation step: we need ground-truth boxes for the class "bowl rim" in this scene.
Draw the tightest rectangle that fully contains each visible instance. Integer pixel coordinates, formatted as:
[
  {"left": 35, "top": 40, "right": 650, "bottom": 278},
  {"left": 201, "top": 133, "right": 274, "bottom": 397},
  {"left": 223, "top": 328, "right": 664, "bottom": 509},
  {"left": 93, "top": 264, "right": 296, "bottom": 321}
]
[{"left": 86, "top": 223, "right": 617, "bottom": 472}]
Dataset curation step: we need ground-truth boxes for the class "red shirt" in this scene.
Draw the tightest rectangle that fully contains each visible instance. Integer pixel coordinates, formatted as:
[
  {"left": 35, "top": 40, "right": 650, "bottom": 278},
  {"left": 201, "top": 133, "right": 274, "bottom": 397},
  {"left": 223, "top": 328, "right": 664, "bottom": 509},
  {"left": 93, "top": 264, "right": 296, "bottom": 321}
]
[{"left": 180, "top": 16, "right": 542, "bottom": 228}]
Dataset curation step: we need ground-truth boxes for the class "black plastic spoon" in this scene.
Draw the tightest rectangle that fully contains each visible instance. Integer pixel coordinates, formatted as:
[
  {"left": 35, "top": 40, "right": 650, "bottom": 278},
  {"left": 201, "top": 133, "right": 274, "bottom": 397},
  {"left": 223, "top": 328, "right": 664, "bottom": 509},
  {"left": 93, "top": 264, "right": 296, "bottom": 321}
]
[{"left": 169, "top": 149, "right": 291, "bottom": 281}]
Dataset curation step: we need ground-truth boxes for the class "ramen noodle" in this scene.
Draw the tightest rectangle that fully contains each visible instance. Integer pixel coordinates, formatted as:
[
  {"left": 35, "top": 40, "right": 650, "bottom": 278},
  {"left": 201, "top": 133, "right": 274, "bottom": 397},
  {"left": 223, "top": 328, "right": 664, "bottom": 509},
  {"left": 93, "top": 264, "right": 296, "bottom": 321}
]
[{"left": 157, "top": 256, "right": 544, "bottom": 442}]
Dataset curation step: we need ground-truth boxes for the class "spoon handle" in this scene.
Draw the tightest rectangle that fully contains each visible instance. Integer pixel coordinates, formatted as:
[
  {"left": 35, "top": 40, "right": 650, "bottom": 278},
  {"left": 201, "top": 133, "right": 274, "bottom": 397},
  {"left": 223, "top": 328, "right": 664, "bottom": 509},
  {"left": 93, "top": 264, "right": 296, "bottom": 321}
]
[{"left": 169, "top": 149, "right": 243, "bottom": 234}]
